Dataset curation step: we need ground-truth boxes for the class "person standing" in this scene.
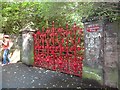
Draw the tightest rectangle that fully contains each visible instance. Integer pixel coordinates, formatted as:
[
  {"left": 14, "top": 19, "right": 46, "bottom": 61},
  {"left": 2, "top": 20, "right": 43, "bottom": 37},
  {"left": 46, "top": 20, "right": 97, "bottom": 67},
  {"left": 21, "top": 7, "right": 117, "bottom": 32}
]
[{"left": 1, "top": 35, "right": 10, "bottom": 66}]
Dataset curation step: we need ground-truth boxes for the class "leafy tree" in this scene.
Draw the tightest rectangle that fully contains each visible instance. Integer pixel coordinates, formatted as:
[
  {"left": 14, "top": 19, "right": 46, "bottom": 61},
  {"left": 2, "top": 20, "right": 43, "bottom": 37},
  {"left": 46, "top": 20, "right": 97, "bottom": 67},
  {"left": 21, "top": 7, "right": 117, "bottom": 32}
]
[
  {"left": 1, "top": 2, "right": 93, "bottom": 34},
  {"left": 84, "top": 2, "right": 120, "bottom": 22},
  {"left": 1, "top": 2, "right": 119, "bottom": 34}
]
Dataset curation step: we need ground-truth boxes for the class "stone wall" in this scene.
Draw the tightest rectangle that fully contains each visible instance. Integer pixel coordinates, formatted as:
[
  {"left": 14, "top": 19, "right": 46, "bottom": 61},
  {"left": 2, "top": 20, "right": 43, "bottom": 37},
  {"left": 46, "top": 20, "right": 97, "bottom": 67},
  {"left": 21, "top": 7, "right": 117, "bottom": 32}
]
[
  {"left": 9, "top": 35, "right": 22, "bottom": 63},
  {"left": 103, "top": 21, "right": 119, "bottom": 88},
  {"left": 117, "top": 22, "right": 120, "bottom": 89},
  {"left": 0, "top": 33, "right": 4, "bottom": 60}
]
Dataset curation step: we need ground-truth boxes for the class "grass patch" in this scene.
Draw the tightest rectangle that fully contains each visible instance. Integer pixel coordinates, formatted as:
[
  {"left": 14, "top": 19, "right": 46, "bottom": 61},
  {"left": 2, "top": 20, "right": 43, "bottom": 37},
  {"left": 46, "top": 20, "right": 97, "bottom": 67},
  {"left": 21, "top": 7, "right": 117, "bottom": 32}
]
[{"left": 82, "top": 66, "right": 103, "bottom": 84}]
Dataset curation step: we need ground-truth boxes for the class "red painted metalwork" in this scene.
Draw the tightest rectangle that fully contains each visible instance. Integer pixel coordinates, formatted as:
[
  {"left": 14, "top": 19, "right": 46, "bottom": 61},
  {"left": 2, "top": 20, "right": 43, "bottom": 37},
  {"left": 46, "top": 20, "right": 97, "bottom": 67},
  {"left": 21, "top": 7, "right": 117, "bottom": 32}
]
[{"left": 33, "top": 22, "right": 84, "bottom": 77}]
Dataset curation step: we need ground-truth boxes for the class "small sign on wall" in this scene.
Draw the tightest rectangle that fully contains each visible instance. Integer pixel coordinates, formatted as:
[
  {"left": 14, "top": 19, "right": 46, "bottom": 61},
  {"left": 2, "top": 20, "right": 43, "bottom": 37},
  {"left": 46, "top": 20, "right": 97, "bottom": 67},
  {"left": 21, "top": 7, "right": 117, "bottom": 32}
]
[{"left": 87, "top": 24, "right": 100, "bottom": 32}]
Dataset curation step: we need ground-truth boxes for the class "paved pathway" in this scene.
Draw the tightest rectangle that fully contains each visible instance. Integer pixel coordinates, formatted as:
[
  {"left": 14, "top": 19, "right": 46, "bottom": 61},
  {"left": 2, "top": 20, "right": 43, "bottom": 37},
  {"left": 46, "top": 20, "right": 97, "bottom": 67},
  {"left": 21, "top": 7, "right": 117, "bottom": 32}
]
[{"left": 2, "top": 62, "right": 102, "bottom": 88}]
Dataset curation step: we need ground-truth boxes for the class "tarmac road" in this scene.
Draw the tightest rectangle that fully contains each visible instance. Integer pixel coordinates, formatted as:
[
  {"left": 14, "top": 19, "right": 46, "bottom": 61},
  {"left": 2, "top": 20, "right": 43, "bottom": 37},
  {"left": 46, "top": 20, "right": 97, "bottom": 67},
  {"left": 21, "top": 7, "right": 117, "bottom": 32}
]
[{"left": 2, "top": 62, "right": 103, "bottom": 89}]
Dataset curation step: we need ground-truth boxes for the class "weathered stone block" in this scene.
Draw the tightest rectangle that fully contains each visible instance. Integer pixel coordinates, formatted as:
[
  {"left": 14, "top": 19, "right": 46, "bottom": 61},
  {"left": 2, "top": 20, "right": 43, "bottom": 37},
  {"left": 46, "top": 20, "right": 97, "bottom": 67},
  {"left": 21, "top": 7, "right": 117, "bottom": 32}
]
[{"left": 104, "top": 67, "right": 118, "bottom": 88}]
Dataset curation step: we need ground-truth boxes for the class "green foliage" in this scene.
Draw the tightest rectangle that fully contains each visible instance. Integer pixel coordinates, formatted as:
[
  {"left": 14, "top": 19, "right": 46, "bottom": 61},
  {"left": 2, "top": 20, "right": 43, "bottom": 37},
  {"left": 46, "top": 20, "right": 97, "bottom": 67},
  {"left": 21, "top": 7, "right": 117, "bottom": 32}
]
[
  {"left": 1, "top": 2, "right": 119, "bottom": 34},
  {"left": 1, "top": 2, "right": 94, "bottom": 34},
  {"left": 88, "top": 2, "right": 120, "bottom": 22}
]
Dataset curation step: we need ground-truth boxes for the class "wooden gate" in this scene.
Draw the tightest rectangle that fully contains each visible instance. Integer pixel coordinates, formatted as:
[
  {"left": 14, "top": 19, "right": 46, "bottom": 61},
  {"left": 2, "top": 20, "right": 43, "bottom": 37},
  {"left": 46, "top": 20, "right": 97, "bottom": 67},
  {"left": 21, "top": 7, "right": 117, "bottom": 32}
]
[{"left": 33, "top": 22, "right": 84, "bottom": 77}]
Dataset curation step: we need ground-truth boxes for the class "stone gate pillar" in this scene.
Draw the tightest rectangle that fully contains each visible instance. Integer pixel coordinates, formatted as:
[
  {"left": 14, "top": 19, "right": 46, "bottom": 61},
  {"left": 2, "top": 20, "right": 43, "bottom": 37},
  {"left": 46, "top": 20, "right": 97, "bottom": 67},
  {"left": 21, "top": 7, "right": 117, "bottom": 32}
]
[
  {"left": 83, "top": 17, "right": 104, "bottom": 85},
  {"left": 20, "top": 27, "right": 35, "bottom": 65},
  {"left": 83, "top": 17, "right": 119, "bottom": 88}
]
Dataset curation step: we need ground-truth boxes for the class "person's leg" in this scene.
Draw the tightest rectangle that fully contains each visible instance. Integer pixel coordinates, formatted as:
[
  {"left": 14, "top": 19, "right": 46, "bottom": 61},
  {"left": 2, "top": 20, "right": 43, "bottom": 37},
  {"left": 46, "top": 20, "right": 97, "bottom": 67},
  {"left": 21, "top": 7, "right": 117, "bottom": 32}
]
[
  {"left": 2, "top": 49, "right": 7, "bottom": 64},
  {"left": 6, "top": 49, "right": 10, "bottom": 63}
]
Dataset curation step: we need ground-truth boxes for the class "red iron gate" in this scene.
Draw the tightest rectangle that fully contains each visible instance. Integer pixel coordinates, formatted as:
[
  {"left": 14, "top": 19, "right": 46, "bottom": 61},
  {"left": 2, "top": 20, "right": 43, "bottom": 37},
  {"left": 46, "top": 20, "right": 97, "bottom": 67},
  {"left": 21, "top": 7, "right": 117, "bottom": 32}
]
[{"left": 33, "top": 22, "right": 84, "bottom": 77}]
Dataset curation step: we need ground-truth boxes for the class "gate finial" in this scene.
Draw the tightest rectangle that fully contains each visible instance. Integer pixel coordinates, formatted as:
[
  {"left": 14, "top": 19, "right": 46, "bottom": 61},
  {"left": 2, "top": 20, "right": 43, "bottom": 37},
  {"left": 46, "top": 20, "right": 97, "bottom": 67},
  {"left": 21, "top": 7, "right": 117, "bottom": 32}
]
[
  {"left": 52, "top": 21, "right": 54, "bottom": 27},
  {"left": 74, "top": 23, "right": 76, "bottom": 27},
  {"left": 42, "top": 27, "right": 44, "bottom": 32},
  {"left": 66, "top": 23, "right": 68, "bottom": 30}
]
